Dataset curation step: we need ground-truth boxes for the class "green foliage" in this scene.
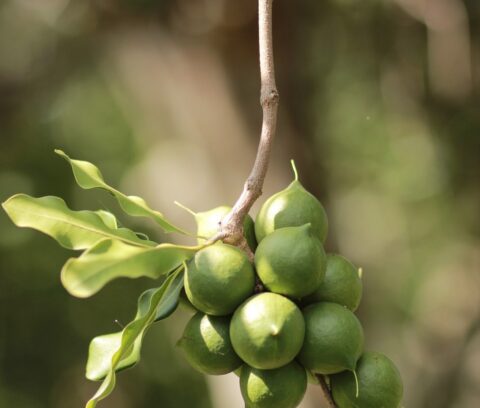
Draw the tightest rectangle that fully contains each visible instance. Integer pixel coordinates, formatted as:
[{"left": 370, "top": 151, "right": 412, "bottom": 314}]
[
  {"left": 2, "top": 194, "right": 156, "bottom": 250},
  {"left": 86, "top": 270, "right": 183, "bottom": 381},
  {"left": 85, "top": 268, "right": 185, "bottom": 407},
  {"left": 55, "top": 150, "right": 192, "bottom": 235},
  {"left": 86, "top": 331, "right": 142, "bottom": 381},
  {"left": 2, "top": 151, "right": 201, "bottom": 407},
  {"left": 61, "top": 239, "right": 196, "bottom": 298}
]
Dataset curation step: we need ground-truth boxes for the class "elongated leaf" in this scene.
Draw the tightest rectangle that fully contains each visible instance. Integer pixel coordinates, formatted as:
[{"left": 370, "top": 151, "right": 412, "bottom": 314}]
[
  {"left": 86, "top": 276, "right": 182, "bottom": 381},
  {"left": 86, "top": 332, "right": 142, "bottom": 381},
  {"left": 95, "top": 210, "right": 118, "bottom": 230},
  {"left": 55, "top": 149, "right": 192, "bottom": 236},
  {"left": 61, "top": 239, "right": 197, "bottom": 297},
  {"left": 1, "top": 194, "right": 156, "bottom": 250},
  {"left": 86, "top": 269, "right": 184, "bottom": 407},
  {"left": 138, "top": 287, "right": 181, "bottom": 323}
]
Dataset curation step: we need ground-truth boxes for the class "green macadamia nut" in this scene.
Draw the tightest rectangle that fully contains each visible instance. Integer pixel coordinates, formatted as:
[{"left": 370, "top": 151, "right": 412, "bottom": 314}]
[
  {"left": 230, "top": 293, "right": 305, "bottom": 370},
  {"left": 298, "top": 302, "right": 364, "bottom": 374},
  {"left": 331, "top": 352, "right": 403, "bottom": 408},
  {"left": 305, "top": 254, "right": 362, "bottom": 311},
  {"left": 255, "top": 172, "right": 328, "bottom": 243},
  {"left": 185, "top": 243, "right": 255, "bottom": 316},
  {"left": 255, "top": 224, "right": 326, "bottom": 298},
  {"left": 178, "top": 313, "right": 242, "bottom": 375},
  {"left": 240, "top": 362, "right": 307, "bottom": 408}
]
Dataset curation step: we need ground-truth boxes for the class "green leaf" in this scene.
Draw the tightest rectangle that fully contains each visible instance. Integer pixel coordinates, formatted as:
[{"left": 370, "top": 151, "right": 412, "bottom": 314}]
[
  {"left": 85, "top": 268, "right": 184, "bottom": 407},
  {"left": 1, "top": 194, "right": 156, "bottom": 250},
  {"left": 86, "top": 278, "right": 181, "bottom": 382},
  {"left": 95, "top": 210, "right": 118, "bottom": 230},
  {"left": 61, "top": 239, "right": 197, "bottom": 297},
  {"left": 55, "top": 149, "right": 193, "bottom": 236},
  {"left": 86, "top": 332, "right": 142, "bottom": 381}
]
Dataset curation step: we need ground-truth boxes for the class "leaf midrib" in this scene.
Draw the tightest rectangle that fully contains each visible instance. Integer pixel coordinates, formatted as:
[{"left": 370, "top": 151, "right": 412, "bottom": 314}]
[
  {"left": 87, "top": 270, "right": 183, "bottom": 407},
  {"left": 70, "top": 167, "right": 164, "bottom": 220},
  {"left": 14, "top": 207, "right": 151, "bottom": 248}
]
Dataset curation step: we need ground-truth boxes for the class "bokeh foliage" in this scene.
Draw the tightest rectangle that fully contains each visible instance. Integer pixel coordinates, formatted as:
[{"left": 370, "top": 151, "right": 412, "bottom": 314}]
[{"left": 0, "top": 1, "right": 479, "bottom": 407}]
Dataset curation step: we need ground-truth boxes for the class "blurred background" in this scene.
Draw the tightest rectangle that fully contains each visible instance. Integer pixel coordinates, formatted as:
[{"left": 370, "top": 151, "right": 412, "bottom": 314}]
[{"left": 0, "top": 0, "right": 479, "bottom": 407}]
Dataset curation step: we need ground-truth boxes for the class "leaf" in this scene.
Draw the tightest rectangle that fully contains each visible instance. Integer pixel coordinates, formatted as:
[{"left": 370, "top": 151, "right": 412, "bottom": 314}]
[
  {"left": 95, "top": 210, "right": 118, "bottom": 230},
  {"left": 55, "top": 149, "right": 193, "bottom": 236},
  {"left": 1, "top": 194, "right": 156, "bottom": 250},
  {"left": 86, "top": 279, "right": 181, "bottom": 381},
  {"left": 61, "top": 239, "right": 197, "bottom": 298},
  {"left": 86, "top": 332, "right": 142, "bottom": 381},
  {"left": 85, "top": 268, "right": 184, "bottom": 407}
]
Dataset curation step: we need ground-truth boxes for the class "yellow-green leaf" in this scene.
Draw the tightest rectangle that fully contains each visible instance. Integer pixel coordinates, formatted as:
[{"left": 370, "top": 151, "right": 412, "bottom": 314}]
[
  {"left": 86, "top": 276, "right": 182, "bottom": 381},
  {"left": 61, "top": 239, "right": 197, "bottom": 297},
  {"left": 86, "top": 269, "right": 184, "bottom": 408},
  {"left": 55, "top": 150, "right": 192, "bottom": 236},
  {"left": 1, "top": 194, "right": 155, "bottom": 250}
]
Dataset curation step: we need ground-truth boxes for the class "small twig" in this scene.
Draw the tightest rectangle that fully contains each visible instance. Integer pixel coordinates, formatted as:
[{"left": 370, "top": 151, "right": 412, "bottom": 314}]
[
  {"left": 216, "top": 0, "right": 279, "bottom": 258},
  {"left": 317, "top": 375, "right": 337, "bottom": 408}
]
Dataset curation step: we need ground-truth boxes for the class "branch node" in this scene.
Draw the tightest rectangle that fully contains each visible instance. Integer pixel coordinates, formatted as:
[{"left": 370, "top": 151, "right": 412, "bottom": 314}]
[
  {"left": 246, "top": 178, "right": 256, "bottom": 191},
  {"left": 261, "top": 88, "right": 279, "bottom": 107}
]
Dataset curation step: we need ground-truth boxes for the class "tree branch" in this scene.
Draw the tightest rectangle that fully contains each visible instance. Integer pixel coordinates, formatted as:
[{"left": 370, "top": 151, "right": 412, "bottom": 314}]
[
  {"left": 212, "top": 3, "right": 337, "bottom": 406},
  {"left": 217, "top": 0, "right": 279, "bottom": 258}
]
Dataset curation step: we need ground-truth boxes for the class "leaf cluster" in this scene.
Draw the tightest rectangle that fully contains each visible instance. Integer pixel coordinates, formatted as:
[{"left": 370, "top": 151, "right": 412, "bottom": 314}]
[{"left": 2, "top": 151, "right": 203, "bottom": 407}]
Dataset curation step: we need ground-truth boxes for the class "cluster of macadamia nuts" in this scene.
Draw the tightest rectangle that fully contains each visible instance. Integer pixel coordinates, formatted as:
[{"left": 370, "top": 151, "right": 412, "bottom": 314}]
[{"left": 178, "top": 167, "right": 403, "bottom": 408}]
